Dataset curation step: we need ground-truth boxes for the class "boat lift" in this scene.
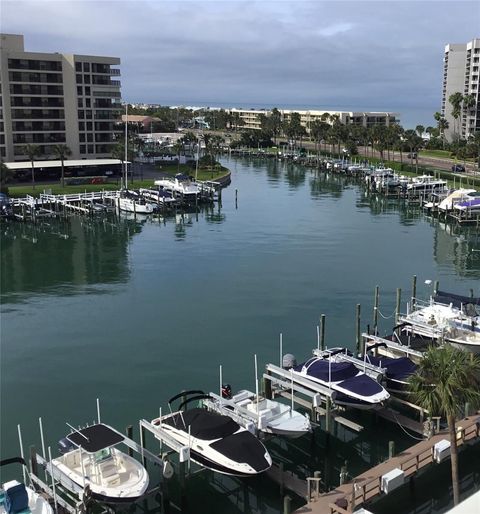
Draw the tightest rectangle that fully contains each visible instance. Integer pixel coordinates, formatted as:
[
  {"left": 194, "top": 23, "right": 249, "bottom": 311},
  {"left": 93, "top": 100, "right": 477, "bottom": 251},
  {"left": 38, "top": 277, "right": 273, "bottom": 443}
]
[{"left": 17, "top": 399, "right": 167, "bottom": 514}]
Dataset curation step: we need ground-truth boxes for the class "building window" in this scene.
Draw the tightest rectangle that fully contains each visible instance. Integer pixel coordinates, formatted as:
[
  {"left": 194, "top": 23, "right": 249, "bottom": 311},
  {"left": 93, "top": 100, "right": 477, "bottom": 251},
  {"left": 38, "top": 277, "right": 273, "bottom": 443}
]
[
  {"left": 78, "top": 98, "right": 83, "bottom": 108},
  {"left": 84, "top": 74, "right": 90, "bottom": 84},
  {"left": 77, "top": 86, "right": 82, "bottom": 95},
  {"left": 86, "top": 98, "right": 91, "bottom": 108},
  {"left": 80, "top": 144, "right": 86, "bottom": 153},
  {"left": 86, "top": 122, "right": 93, "bottom": 130},
  {"left": 83, "top": 62, "right": 90, "bottom": 72},
  {"left": 79, "top": 122, "right": 85, "bottom": 130},
  {"left": 75, "top": 62, "right": 82, "bottom": 72},
  {"left": 76, "top": 74, "right": 83, "bottom": 83},
  {"left": 88, "top": 144, "right": 94, "bottom": 153},
  {"left": 85, "top": 87, "right": 91, "bottom": 96},
  {"left": 79, "top": 133, "right": 85, "bottom": 142},
  {"left": 87, "top": 133, "right": 93, "bottom": 142}
]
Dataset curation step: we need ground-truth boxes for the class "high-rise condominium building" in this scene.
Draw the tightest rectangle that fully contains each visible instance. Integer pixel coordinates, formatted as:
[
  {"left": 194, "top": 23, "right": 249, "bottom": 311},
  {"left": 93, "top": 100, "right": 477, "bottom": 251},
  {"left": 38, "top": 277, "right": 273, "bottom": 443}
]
[
  {"left": 442, "top": 38, "right": 480, "bottom": 141},
  {"left": 0, "top": 34, "right": 121, "bottom": 161}
]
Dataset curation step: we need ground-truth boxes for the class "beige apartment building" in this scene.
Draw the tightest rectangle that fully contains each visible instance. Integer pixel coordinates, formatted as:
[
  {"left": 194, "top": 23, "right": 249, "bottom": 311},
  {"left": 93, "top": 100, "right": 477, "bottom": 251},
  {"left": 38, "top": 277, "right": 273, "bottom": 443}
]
[
  {"left": 227, "top": 108, "right": 399, "bottom": 132},
  {"left": 442, "top": 38, "right": 480, "bottom": 141},
  {"left": 0, "top": 34, "right": 121, "bottom": 162}
]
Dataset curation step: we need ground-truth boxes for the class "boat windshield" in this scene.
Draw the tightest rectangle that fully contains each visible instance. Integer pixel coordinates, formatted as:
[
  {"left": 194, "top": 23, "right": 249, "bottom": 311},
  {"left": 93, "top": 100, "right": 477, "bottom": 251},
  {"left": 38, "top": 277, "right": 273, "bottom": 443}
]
[{"left": 94, "top": 448, "right": 112, "bottom": 463}]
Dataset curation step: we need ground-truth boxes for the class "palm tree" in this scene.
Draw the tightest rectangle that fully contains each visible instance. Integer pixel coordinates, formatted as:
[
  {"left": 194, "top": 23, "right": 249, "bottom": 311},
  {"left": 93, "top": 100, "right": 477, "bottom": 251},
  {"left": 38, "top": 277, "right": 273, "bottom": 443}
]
[
  {"left": 0, "top": 160, "right": 15, "bottom": 193},
  {"left": 23, "top": 144, "right": 41, "bottom": 190},
  {"left": 52, "top": 144, "right": 72, "bottom": 188},
  {"left": 449, "top": 92, "right": 464, "bottom": 140},
  {"left": 408, "top": 345, "right": 480, "bottom": 506},
  {"left": 415, "top": 125, "right": 425, "bottom": 138}
]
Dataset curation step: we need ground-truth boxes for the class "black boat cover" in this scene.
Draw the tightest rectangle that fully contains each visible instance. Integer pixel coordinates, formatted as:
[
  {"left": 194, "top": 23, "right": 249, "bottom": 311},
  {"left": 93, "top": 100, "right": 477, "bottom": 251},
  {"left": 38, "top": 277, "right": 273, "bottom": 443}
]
[
  {"left": 434, "top": 290, "right": 480, "bottom": 313},
  {"left": 164, "top": 408, "right": 239, "bottom": 440},
  {"left": 66, "top": 424, "right": 124, "bottom": 453},
  {"left": 210, "top": 431, "right": 270, "bottom": 472}
]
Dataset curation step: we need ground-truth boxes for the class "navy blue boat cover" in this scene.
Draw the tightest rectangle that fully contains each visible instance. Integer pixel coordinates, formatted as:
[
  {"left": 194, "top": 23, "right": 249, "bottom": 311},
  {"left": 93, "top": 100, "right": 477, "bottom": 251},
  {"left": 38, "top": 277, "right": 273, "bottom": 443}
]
[
  {"left": 338, "top": 373, "right": 384, "bottom": 397},
  {"left": 165, "top": 408, "right": 239, "bottom": 440},
  {"left": 210, "top": 431, "right": 270, "bottom": 471},
  {"left": 366, "top": 356, "right": 416, "bottom": 380},
  {"left": 434, "top": 290, "right": 480, "bottom": 310},
  {"left": 5, "top": 483, "right": 28, "bottom": 514},
  {"left": 296, "top": 358, "right": 358, "bottom": 382}
]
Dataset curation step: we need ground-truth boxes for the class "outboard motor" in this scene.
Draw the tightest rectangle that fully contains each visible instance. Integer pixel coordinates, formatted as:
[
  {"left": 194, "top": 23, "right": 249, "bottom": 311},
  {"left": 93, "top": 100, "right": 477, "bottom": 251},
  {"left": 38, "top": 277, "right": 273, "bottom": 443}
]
[
  {"left": 282, "top": 353, "right": 297, "bottom": 370},
  {"left": 221, "top": 384, "right": 232, "bottom": 399},
  {"left": 58, "top": 437, "right": 76, "bottom": 455}
]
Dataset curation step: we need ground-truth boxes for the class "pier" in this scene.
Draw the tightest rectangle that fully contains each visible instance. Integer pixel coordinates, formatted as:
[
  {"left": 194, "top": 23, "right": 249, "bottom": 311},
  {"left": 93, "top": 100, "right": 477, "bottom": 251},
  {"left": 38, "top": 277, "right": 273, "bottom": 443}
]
[{"left": 294, "top": 414, "right": 480, "bottom": 514}]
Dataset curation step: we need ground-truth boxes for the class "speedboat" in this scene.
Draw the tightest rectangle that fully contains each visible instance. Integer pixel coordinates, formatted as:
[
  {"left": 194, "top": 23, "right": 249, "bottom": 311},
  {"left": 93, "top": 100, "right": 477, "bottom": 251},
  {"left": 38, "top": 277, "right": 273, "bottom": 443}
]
[
  {"left": 434, "top": 290, "right": 480, "bottom": 319},
  {"left": 151, "top": 392, "right": 272, "bottom": 476},
  {"left": 453, "top": 193, "right": 480, "bottom": 213},
  {"left": 139, "top": 188, "right": 177, "bottom": 207},
  {"left": 399, "top": 300, "right": 480, "bottom": 354},
  {"left": 362, "top": 343, "right": 416, "bottom": 395},
  {"left": 52, "top": 423, "right": 149, "bottom": 503},
  {"left": 407, "top": 175, "right": 447, "bottom": 193},
  {"left": 204, "top": 388, "right": 311, "bottom": 438},
  {"left": 313, "top": 346, "right": 416, "bottom": 396},
  {"left": 154, "top": 174, "right": 200, "bottom": 202},
  {"left": 292, "top": 356, "right": 390, "bottom": 409},
  {"left": 118, "top": 191, "right": 154, "bottom": 214},
  {"left": 1, "top": 458, "right": 53, "bottom": 514},
  {"left": 438, "top": 189, "right": 477, "bottom": 212}
]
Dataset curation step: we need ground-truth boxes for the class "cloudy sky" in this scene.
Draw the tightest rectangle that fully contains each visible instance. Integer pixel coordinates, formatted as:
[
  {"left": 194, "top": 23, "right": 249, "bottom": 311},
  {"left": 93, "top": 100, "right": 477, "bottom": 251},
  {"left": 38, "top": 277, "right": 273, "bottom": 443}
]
[{"left": 2, "top": 0, "right": 479, "bottom": 127}]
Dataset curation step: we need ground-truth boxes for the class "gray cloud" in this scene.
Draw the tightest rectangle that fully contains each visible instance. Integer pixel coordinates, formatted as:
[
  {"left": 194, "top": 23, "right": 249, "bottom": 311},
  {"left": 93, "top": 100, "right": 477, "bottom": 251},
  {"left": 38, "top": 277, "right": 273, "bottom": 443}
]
[{"left": 2, "top": 0, "right": 479, "bottom": 127}]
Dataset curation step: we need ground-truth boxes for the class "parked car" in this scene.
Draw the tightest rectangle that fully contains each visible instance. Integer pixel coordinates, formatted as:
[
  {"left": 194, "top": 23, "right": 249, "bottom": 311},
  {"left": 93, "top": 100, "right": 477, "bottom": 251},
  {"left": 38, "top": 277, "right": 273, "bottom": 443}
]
[
  {"left": 407, "top": 152, "right": 417, "bottom": 159},
  {"left": 452, "top": 164, "right": 465, "bottom": 173}
]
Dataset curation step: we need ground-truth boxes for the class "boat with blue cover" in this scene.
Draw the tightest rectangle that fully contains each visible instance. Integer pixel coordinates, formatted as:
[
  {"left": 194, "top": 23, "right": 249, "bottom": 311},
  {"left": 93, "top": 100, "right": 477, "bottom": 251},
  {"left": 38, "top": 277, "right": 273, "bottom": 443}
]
[
  {"left": 292, "top": 356, "right": 390, "bottom": 409},
  {"left": 0, "top": 458, "right": 53, "bottom": 514}
]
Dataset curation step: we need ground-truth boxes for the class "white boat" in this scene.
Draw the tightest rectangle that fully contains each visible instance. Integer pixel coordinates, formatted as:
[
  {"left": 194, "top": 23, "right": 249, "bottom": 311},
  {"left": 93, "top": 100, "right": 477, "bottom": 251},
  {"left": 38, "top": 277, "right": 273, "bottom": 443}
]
[
  {"left": 151, "top": 392, "right": 272, "bottom": 476},
  {"left": 204, "top": 389, "right": 311, "bottom": 438},
  {"left": 292, "top": 355, "right": 390, "bottom": 409},
  {"left": 52, "top": 424, "right": 149, "bottom": 503},
  {"left": 407, "top": 175, "right": 447, "bottom": 193},
  {"left": 1, "top": 458, "right": 53, "bottom": 514},
  {"left": 154, "top": 174, "right": 201, "bottom": 202},
  {"left": 139, "top": 188, "right": 177, "bottom": 207},
  {"left": 438, "top": 189, "right": 477, "bottom": 212},
  {"left": 453, "top": 192, "right": 480, "bottom": 213},
  {"left": 399, "top": 299, "right": 480, "bottom": 354},
  {"left": 118, "top": 191, "right": 154, "bottom": 214}
]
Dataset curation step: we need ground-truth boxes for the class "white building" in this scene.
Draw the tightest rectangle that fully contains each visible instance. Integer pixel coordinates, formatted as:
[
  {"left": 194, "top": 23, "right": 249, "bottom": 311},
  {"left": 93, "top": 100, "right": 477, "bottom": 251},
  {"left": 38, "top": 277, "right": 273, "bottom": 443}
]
[
  {"left": 0, "top": 33, "right": 121, "bottom": 161},
  {"left": 442, "top": 38, "right": 480, "bottom": 141}
]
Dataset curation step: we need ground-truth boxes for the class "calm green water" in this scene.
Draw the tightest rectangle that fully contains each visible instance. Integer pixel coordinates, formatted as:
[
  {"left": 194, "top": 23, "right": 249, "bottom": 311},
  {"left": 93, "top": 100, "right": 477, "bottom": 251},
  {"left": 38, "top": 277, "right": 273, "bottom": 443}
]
[{"left": 1, "top": 157, "right": 479, "bottom": 513}]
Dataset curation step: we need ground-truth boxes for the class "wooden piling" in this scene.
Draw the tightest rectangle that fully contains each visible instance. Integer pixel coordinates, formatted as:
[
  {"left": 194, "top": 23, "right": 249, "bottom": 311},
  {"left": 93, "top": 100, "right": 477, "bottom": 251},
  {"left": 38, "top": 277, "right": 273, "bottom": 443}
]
[
  {"left": 141, "top": 425, "right": 147, "bottom": 467},
  {"left": 283, "top": 495, "right": 291, "bottom": 514},
  {"left": 395, "top": 288, "right": 402, "bottom": 324},
  {"left": 179, "top": 460, "right": 187, "bottom": 510},
  {"left": 126, "top": 425, "right": 133, "bottom": 457},
  {"left": 355, "top": 303, "right": 361, "bottom": 354},
  {"left": 434, "top": 280, "right": 439, "bottom": 296},
  {"left": 263, "top": 374, "right": 272, "bottom": 400},
  {"left": 389, "top": 440, "right": 395, "bottom": 459},
  {"left": 411, "top": 275, "right": 417, "bottom": 309},
  {"left": 373, "top": 285, "right": 379, "bottom": 335},
  {"left": 29, "top": 445, "right": 38, "bottom": 477},
  {"left": 320, "top": 314, "right": 326, "bottom": 351}
]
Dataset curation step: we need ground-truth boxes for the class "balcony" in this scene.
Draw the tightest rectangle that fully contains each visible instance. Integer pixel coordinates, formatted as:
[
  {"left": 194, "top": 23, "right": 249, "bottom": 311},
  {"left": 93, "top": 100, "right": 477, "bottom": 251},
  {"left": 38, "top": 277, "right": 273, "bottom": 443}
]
[{"left": 110, "top": 69, "right": 121, "bottom": 76}]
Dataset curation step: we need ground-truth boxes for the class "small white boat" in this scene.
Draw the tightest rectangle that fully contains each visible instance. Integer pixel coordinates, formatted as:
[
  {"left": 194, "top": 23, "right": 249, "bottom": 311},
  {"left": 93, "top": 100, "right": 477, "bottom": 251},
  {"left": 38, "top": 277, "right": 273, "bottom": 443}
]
[
  {"left": 407, "top": 175, "right": 447, "bottom": 193},
  {"left": 139, "top": 188, "right": 177, "bottom": 207},
  {"left": 52, "top": 424, "right": 149, "bottom": 503},
  {"left": 154, "top": 174, "right": 200, "bottom": 202},
  {"left": 399, "top": 298, "right": 480, "bottom": 354},
  {"left": 204, "top": 389, "right": 311, "bottom": 438},
  {"left": 1, "top": 458, "right": 53, "bottom": 514},
  {"left": 152, "top": 392, "right": 272, "bottom": 476},
  {"left": 438, "top": 189, "right": 477, "bottom": 212},
  {"left": 118, "top": 191, "right": 154, "bottom": 214}
]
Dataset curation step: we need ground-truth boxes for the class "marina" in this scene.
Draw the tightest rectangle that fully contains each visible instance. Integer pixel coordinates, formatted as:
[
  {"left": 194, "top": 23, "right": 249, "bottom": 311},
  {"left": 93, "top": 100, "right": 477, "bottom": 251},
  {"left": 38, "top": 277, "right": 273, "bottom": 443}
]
[{"left": 2, "top": 156, "right": 480, "bottom": 514}]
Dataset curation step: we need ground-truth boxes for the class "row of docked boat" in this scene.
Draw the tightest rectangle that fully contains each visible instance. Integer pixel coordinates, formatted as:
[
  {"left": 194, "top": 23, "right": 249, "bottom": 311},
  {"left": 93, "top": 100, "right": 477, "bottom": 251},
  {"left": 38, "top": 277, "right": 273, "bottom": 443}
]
[
  {"left": 423, "top": 188, "right": 480, "bottom": 215},
  {"left": 117, "top": 174, "right": 219, "bottom": 214}
]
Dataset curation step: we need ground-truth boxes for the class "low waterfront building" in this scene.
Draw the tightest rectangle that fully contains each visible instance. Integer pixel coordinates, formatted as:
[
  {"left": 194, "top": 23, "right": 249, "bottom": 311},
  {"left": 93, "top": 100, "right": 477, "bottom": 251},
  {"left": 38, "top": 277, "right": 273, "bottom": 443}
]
[
  {"left": 226, "top": 108, "right": 399, "bottom": 132},
  {"left": 0, "top": 33, "right": 121, "bottom": 162}
]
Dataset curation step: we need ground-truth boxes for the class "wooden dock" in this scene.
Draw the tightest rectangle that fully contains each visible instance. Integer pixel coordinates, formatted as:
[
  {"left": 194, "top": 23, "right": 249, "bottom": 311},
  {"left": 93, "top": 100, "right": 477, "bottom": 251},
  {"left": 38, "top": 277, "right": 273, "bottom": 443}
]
[{"left": 294, "top": 414, "right": 480, "bottom": 514}]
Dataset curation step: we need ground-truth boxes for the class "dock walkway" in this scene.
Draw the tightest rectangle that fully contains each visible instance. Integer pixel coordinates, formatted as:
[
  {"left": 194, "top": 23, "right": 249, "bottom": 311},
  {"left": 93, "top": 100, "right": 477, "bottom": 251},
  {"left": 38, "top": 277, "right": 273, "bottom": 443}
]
[{"left": 294, "top": 414, "right": 480, "bottom": 514}]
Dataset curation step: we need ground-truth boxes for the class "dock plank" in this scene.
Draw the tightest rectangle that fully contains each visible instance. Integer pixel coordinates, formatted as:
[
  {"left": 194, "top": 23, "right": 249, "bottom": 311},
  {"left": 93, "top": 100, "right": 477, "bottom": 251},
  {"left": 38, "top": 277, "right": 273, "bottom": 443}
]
[{"left": 295, "top": 414, "right": 480, "bottom": 514}]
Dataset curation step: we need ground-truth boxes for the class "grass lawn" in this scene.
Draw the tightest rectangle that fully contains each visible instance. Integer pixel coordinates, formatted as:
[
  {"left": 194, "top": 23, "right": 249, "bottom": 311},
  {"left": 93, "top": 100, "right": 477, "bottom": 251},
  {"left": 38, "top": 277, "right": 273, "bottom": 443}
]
[
  {"left": 157, "top": 163, "right": 230, "bottom": 182},
  {"left": 419, "top": 149, "right": 453, "bottom": 159},
  {"left": 7, "top": 179, "right": 155, "bottom": 198}
]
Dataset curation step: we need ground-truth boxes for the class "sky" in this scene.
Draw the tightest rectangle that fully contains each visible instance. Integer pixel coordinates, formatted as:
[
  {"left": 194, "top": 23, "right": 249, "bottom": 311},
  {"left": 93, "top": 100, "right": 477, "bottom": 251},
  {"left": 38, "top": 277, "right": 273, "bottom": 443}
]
[{"left": 1, "top": 0, "right": 479, "bottom": 128}]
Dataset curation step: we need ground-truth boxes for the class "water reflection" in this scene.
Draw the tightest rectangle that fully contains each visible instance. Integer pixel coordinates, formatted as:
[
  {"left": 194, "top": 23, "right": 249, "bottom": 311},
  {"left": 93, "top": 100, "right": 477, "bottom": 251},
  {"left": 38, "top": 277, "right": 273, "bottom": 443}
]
[{"left": 0, "top": 216, "right": 133, "bottom": 301}]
